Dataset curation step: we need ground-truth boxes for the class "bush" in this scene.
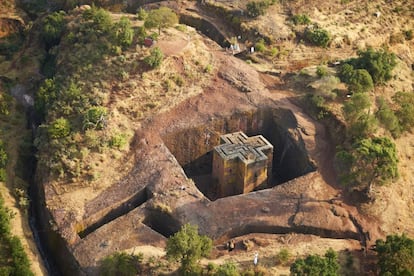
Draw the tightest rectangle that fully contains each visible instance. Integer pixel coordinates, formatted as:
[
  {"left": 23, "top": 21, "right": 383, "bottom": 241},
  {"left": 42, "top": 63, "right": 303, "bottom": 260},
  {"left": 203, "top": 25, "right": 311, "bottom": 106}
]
[
  {"left": 144, "top": 47, "right": 164, "bottom": 68},
  {"left": 246, "top": 1, "right": 271, "bottom": 17},
  {"left": 305, "top": 27, "right": 331, "bottom": 47},
  {"left": 114, "top": 17, "right": 134, "bottom": 48},
  {"left": 48, "top": 118, "right": 71, "bottom": 139},
  {"left": 316, "top": 66, "right": 328, "bottom": 77},
  {"left": 276, "top": 248, "right": 291, "bottom": 265},
  {"left": 290, "top": 248, "right": 339, "bottom": 276},
  {"left": 376, "top": 234, "right": 414, "bottom": 275},
  {"left": 216, "top": 261, "right": 239, "bottom": 276},
  {"left": 254, "top": 39, "right": 266, "bottom": 52},
  {"left": 376, "top": 97, "right": 400, "bottom": 137},
  {"left": 41, "top": 11, "right": 66, "bottom": 48},
  {"left": 291, "top": 14, "right": 311, "bottom": 25},
  {"left": 392, "top": 91, "right": 414, "bottom": 132},
  {"left": 137, "top": 7, "right": 148, "bottom": 20},
  {"left": 109, "top": 133, "right": 127, "bottom": 149},
  {"left": 100, "top": 252, "right": 143, "bottom": 276},
  {"left": 83, "top": 106, "right": 107, "bottom": 130},
  {"left": 350, "top": 48, "right": 396, "bottom": 85}
]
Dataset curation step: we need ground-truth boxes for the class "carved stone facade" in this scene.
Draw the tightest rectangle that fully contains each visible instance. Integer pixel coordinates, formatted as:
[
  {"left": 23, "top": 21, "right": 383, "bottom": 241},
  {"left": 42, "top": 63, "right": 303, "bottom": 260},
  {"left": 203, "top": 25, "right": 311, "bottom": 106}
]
[{"left": 212, "top": 132, "right": 273, "bottom": 198}]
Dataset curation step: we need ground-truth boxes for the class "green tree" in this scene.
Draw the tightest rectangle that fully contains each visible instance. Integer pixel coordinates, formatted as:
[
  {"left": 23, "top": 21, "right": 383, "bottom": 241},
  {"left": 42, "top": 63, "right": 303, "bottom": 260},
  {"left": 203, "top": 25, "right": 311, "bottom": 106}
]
[
  {"left": 100, "top": 252, "right": 142, "bottom": 276},
  {"left": 305, "top": 27, "right": 331, "bottom": 47},
  {"left": 393, "top": 91, "right": 414, "bottom": 132},
  {"left": 346, "top": 69, "right": 374, "bottom": 93},
  {"left": 35, "top": 78, "right": 57, "bottom": 118},
  {"left": 166, "top": 223, "right": 213, "bottom": 274},
  {"left": 290, "top": 248, "right": 339, "bottom": 276},
  {"left": 336, "top": 137, "right": 398, "bottom": 193},
  {"left": 144, "top": 7, "right": 178, "bottom": 34},
  {"left": 48, "top": 118, "right": 71, "bottom": 139},
  {"left": 351, "top": 48, "right": 396, "bottom": 85},
  {"left": 41, "top": 11, "right": 66, "bottom": 48},
  {"left": 376, "top": 234, "right": 414, "bottom": 275},
  {"left": 144, "top": 47, "right": 164, "bottom": 68},
  {"left": 114, "top": 17, "right": 134, "bottom": 48},
  {"left": 342, "top": 92, "right": 371, "bottom": 123},
  {"left": 376, "top": 97, "right": 400, "bottom": 137}
]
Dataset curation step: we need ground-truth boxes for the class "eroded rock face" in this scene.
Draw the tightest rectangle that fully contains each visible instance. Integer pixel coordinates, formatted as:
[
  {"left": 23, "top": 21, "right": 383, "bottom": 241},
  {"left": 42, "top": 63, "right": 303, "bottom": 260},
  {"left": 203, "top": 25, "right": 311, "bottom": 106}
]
[{"left": 37, "top": 52, "right": 379, "bottom": 275}]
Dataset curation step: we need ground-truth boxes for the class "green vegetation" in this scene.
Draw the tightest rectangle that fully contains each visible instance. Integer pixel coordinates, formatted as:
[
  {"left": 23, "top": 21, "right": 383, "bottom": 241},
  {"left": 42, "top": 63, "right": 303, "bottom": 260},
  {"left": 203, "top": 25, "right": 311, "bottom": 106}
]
[
  {"left": 114, "top": 17, "right": 134, "bottom": 49},
  {"left": 392, "top": 91, "right": 414, "bottom": 133},
  {"left": 137, "top": 7, "right": 148, "bottom": 20},
  {"left": 336, "top": 137, "right": 398, "bottom": 192},
  {"left": 304, "top": 27, "right": 331, "bottom": 47},
  {"left": 100, "top": 252, "right": 143, "bottom": 276},
  {"left": 254, "top": 39, "right": 266, "bottom": 52},
  {"left": 166, "top": 223, "right": 213, "bottom": 274},
  {"left": 339, "top": 64, "right": 373, "bottom": 93},
  {"left": 0, "top": 196, "right": 33, "bottom": 275},
  {"left": 144, "top": 47, "right": 164, "bottom": 68},
  {"left": 376, "top": 97, "right": 400, "bottom": 137},
  {"left": 83, "top": 106, "right": 107, "bottom": 130},
  {"left": 41, "top": 11, "right": 66, "bottom": 48},
  {"left": 144, "top": 7, "right": 178, "bottom": 34},
  {"left": 346, "top": 48, "right": 396, "bottom": 85},
  {"left": 48, "top": 117, "right": 71, "bottom": 139},
  {"left": 246, "top": 0, "right": 276, "bottom": 18},
  {"left": 291, "top": 14, "right": 311, "bottom": 25},
  {"left": 276, "top": 248, "right": 291, "bottom": 265},
  {"left": 375, "top": 234, "right": 414, "bottom": 275},
  {"left": 290, "top": 248, "right": 339, "bottom": 276}
]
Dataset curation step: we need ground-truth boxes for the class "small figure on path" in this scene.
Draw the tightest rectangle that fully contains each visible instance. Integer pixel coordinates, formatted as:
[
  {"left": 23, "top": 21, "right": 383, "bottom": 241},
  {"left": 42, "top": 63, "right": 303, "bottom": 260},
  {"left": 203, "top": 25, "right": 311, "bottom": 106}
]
[{"left": 253, "top": 252, "right": 258, "bottom": 266}]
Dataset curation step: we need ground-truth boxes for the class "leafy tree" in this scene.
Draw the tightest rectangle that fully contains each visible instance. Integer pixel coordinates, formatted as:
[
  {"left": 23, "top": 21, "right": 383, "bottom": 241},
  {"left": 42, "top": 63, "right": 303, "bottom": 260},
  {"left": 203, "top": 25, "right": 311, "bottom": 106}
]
[
  {"left": 305, "top": 27, "right": 331, "bottom": 47},
  {"left": 144, "top": 7, "right": 178, "bottom": 34},
  {"left": 41, "top": 11, "right": 66, "bottom": 48},
  {"left": 114, "top": 17, "right": 134, "bottom": 48},
  {"left": 346, "top": 69, "right": 374, "bottom": 93},
  {"left": 100, "top": 252, "right": 143, "bottom": 276},
  {"left": 35, "top": 78, "right": 58, "bottom": 118},
  {"left": 144, "top": 47, "right": 164, "bottom": 68},
  {"left": 342, "top": 92, "right": 371, "bottom": 123},
  {"left": 82, "top": 6, "right": 113, "bottom": 35},
  {"left": 376, "top": 234, "right": 414, "bottom": 275},
  {"left": 376, "top": 97, "right": 401, "bottom": 137},
  {"left": 246, "top": 1, "right": 270, "bottom": 17},
  {"left": 347, "top": 114, "right": 377, "bottom": 139},
  {"left": 290, "top": 248, "right": 339, "bottom": 276},
  {"left": 291, "top": 14, "right": 311, "bottom": 25},
  {"left": 393, "top": 91, "right": 414, "bottom": 132},
  {"left": 166, "top": 223, "right": 213, "bottom": 274},
  {"left": 336, "top": 137, "right": 398, "bottom": 193},
  {"left": 48, "top": 118, "right": 71, "bottom": 139},
  {"left": 350, "top": 48, "right": 396, "bottom": 85}
]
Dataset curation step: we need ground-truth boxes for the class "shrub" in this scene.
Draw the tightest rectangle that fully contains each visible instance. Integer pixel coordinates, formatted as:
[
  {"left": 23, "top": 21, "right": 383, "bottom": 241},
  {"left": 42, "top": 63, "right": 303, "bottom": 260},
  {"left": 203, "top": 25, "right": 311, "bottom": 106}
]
[
  {"left": 376, "top": 97, "right": 400, "bottom": 137},
  {"left": 276, "top": 248, "right": 291, "bottom": 265},
  {"left": 404, "top": 29, "right": 413, "bottom": 40},
  {"left": 144, "top": 47, "right": 164, "bottom": 68},
  {"left": 290, "top": 248, "right": 339, "bottom": 276},
  {"left": 216, "top": 261, "right": 239, "bottom": 276},
  {"left": 305, "top": 27, "right": 331, "bottom": 47},
  {"left": 350, "top": 48, "right": 396, "bottom": 85},
  {"left": 291, "top": 14, "right": 311, "bottom": 25},
  {"left": 100, "top": 252, "right": 143, "bottom": 276},
  {"left": 48, "top": 118, "right": 71, "bottom": 139},
  {"left": 376, "top": 234, "right": 414, "bottom": 275},
  {"left": 83, "top": 106, "right": 107, "bottom": 130},
  {"left": 109, "top": 133, "right": 127, "bottom": 149},
  {"left": 254, "top": 39, "right": 266, "bottom": 52},
  {"left": 41, "top": 11, "right": 66, "bottom": 48},
  {"left": 346, "top": 68, "right": 374, "bottom": 93},
  {"left": 246, "top": 1, "right": 270, "bottom": 17},
  {"left": 393, "top": 91, "right": 414, "bottom": 132},
  {"left": 316, "top": 66, "right": 328, "bottom": 77},
  {"left": 114, "top": 17, "right": 134, "bottom": 48},
  {"left": 136, "top": 7, "right": 148, "bottom": 20}
]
